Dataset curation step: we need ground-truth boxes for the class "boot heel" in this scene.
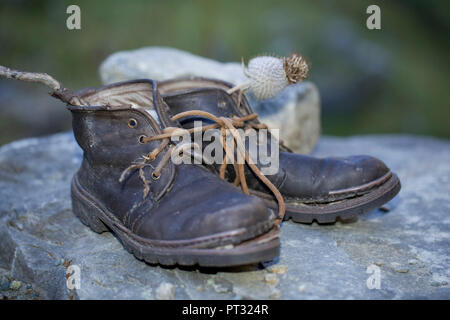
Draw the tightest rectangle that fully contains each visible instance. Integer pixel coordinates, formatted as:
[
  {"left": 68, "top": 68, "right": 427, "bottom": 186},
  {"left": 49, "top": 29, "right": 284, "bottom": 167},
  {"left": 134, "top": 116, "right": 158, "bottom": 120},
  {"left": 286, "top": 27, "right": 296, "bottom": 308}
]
[{"left": 71, "top": 187, "right": 109, "bottom": 234}]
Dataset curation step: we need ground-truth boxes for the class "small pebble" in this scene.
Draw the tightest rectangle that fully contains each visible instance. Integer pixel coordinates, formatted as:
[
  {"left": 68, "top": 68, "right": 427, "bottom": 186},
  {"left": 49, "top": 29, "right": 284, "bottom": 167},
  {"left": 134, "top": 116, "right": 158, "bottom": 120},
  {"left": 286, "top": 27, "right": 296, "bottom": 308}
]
[
  {"left": 298, "top": 284, "right": 307, "bottom": 292},
  {"left": 408, "top": 259, "right": 418, "bottom": 265},
  {"left": 26, "top": 284, "right": 32, "bottom": 290},
  {"left": 431, "top": 280, "right": 448, "bottom": 287},
  {"left": 213, "top": 283, "right": 231, "bottom": 294},
  {"left": 395, "top": 268, "right": 409, "bottom": 273},
  {"left": 54, "top": 258, "right": 64, "bottom": 266},
  {"left": 207, "top": 279, "right": 232, "bottom": 294},
  {"left": 270, "top": 265, "right": 288, "bottom": 275},
  {"left": 269, "top": 289, "right": 282, "bottom": 299},
  {"left": 195, "top": 285, "right": 204, "bottom": 292},
  {"left": 155, "top": 282, "right": 175, "bottom": 300},
  {"left": 430, "top": 281, "right": 441, "bottom": 287},
  {"left": 1, "top": 279, "right": 10, "bottom": 291},
  {"left": 391, "top": 262, "right": 408, "bottom": 273},
  {"left": 264, "top": 273, "right": 278, "bottom": 285},
  {"left": 10, "top": 280, "right": 22, "bottom": 290}
]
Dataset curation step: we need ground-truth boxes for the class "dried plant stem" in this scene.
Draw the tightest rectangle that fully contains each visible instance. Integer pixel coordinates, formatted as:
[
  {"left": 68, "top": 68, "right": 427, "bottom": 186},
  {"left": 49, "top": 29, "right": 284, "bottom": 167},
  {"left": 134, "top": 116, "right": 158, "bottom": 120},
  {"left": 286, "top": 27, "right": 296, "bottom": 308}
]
[
  {"left": 0, "top": 65, "right": 86, "bottom": 105},
  {"left": 227, "top": 82, "right": 250, "bottom": 95},
  {"left": 0, "top": 65, "right": 62, "bottom": 91},
  {"left": 237, "top": 86, "right": 248, "bottom": 109}
]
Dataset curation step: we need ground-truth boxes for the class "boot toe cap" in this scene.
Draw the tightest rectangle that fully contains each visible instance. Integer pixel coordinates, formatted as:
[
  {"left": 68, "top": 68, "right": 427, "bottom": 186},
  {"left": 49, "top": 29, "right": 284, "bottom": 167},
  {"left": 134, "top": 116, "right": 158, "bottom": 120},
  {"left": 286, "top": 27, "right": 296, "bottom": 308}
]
[
  {"left": 349, "top": 155, "right": 390, "bottom": 185},
  {"left": 135, "top": 188, "right": 274, "bottom": 243},
  {"left": 323, "top": 155, "right": 391, "bottom": 195}
]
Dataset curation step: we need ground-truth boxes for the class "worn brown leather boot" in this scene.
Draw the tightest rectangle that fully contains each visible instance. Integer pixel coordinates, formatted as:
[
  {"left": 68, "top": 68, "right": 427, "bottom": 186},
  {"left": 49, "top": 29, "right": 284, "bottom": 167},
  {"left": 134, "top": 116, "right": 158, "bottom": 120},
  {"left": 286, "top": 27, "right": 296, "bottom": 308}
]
[
  {"left": 157, "top": 77, "right": 401, "bottom": 224},
  {"left": 69, "top": 79, "right": 280, "bottom": 267}
]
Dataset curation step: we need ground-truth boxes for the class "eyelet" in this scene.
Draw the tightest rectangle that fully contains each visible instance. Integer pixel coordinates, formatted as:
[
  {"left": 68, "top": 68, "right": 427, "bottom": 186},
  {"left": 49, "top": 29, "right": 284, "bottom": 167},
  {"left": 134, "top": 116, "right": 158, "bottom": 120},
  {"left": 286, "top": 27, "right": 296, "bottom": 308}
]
[
  {"left": 128, "top": 118, "right": 138, "bottom": 128},
  {"left": 138, "top": 135, "right": 147, "bottom": 144},
  {"left": 151, "top": 172, "right": 161, "bottom": 180},
  {"left": 218, "top": 100, "right": 227, "bottom": 109}
]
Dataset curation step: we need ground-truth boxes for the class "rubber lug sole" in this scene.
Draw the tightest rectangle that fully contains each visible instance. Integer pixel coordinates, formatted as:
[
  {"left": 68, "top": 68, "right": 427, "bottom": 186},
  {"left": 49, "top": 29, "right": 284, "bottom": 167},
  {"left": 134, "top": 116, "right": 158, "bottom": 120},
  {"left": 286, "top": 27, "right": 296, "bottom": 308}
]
[
  {"left": 71, "top": 176, "right": 280, "bottom": 267},
  {"left": 263, "top": 173, "right": 401, "bottom": 224}
]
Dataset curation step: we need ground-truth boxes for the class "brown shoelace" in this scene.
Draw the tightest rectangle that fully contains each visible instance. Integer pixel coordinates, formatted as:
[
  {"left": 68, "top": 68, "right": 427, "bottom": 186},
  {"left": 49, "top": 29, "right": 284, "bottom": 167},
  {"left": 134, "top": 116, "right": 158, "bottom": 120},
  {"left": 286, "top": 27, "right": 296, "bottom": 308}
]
[
  {"left": 119, "top": 127, "right": 200, "bottom": 198},
  {"left": 121, "top": 111, "right": 285, "bottom": 224}
]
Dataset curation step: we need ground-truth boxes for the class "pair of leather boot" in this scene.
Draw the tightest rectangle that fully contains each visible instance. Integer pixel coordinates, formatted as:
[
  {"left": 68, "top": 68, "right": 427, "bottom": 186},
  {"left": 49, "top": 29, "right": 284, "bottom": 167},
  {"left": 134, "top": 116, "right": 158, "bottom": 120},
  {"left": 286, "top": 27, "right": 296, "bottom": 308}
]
[{"left": 68, "top": 78, "right": 400, "bottom": 267}]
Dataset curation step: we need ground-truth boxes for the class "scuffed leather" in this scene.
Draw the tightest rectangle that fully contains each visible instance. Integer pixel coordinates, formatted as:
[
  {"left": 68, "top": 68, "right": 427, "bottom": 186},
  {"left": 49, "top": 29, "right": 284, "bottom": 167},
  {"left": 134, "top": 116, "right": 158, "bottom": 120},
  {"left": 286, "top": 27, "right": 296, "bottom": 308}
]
[
  {"left": 159, "top": 78, "right": 390, "bottom": 201},
  {"left": 70, "top": 79, "right": 273, "bottom": 241}
]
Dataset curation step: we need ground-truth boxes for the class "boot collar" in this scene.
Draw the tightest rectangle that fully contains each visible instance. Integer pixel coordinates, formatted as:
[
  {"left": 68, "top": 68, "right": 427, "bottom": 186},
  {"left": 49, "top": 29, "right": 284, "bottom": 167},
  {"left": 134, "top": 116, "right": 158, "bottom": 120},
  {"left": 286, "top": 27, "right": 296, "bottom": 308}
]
[
  {"left": 68, "top": 79, "right": 178, "bottom": 201},
  {"left": 158, "top": 77, "right": 256, "bottom": 120},
  {"left": 68, "top": 78, "right": 178, "bottom": 130}
]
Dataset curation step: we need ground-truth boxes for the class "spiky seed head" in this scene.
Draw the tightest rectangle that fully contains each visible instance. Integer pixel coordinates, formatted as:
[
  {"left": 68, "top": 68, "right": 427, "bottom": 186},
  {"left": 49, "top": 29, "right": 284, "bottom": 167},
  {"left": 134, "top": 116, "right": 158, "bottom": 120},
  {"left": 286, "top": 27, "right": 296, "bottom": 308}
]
[
  {"left": 244, "top": 53, "right": 309, "bottom": 100},
  {"left": 246, "top": 56, "right": 288, "bottom": 100},
  {"left": 283, "top": 53, "right": 309, "bottom": 84}
]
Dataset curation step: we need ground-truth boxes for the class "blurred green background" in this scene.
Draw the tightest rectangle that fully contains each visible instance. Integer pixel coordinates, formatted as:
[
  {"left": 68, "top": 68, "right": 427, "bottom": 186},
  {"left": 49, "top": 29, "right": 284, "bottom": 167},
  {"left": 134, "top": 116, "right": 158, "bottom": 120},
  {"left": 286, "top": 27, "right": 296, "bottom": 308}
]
[{"left": 0, "top": 0, "right": 449, "bottom": 145}]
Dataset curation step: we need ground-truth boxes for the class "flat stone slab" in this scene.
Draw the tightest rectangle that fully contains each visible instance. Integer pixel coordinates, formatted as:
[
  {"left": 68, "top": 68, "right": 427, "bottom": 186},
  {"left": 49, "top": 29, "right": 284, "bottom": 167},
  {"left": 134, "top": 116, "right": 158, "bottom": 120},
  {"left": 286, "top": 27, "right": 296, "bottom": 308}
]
[{"left": 0, "top": 132, "right": 449, "bottom": 299}]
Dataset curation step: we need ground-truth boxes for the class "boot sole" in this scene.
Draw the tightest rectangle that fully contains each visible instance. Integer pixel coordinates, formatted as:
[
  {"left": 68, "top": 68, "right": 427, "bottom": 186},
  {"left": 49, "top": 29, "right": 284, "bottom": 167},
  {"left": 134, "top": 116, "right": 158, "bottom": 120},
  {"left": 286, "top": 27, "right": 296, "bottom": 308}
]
[
  {"left": 253, "top": 172, "right": 401, "bottom": 224},
  {"left": 71, "top": 176, "right": 280, "bottom": 267}
]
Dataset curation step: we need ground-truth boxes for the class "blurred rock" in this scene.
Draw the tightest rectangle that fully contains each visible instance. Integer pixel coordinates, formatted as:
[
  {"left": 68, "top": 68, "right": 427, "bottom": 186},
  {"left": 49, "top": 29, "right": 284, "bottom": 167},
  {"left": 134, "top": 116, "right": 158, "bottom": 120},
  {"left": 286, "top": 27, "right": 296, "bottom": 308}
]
[
  {"left": 100, "top": 47, "right": 321, "bottom": 154},
  {"left": 312, "top": 18, "right": 389, "bottom": 115},
  {"left": 254, "top": 82, "right": 320, "bottom": 153},
  {"left": 0, "top": 80, "right": 71, "bottom": 146},
  {"left": 100, "top": 47, "right": 247, "bottom": 85},
  {"left": 1, "top": 132, "right": 449, "bottom": 299}
]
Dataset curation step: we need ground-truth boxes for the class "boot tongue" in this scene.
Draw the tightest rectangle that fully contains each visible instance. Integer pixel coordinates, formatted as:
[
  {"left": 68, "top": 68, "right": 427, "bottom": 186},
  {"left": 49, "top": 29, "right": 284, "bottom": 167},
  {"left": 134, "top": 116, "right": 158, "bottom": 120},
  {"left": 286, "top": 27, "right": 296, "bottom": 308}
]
[
  {"left": 152, "top": 84, "right": 180, "bottom": 129},
  {"left": 160, "top": 87, "right": 255, "bottom": 128}
]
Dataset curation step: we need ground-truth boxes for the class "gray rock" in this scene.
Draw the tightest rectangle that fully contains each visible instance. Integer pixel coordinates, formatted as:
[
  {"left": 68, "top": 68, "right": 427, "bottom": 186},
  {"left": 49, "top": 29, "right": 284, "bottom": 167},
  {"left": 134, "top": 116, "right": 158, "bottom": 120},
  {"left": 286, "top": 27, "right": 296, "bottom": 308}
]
[
  {"left": 99, "top": 47, "right": 320, "bottom": 154},
  {"left": 0, "top": 80, "right": 72, "bottom": 146},
  {"left": 1, "top": 132, "right": 450, "bottom": 299},
  {"left": 100, "top": 47, "right": 247, "bottom": 85}
]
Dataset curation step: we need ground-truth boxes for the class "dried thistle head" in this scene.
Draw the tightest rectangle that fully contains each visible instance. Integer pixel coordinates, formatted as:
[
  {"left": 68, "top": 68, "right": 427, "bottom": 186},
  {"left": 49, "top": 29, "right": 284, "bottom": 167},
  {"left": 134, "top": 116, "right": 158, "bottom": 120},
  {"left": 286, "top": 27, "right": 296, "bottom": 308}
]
[
  {"left": 242, "top": 53, "right": 309, "bottom": 100},
  {"left": 283, "top": 53, "right": 309, "bottom": 84}
]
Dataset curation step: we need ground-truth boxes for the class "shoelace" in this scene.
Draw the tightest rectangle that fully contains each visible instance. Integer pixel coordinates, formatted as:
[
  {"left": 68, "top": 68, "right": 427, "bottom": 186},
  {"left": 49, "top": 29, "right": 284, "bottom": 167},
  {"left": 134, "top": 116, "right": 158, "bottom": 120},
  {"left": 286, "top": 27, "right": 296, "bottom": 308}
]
[
  {"left": 120, "top": 111, "right": 285, "bottom": 224},
  {"left": 119, "top": 127, "right": 200, "bottom": 198}
]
